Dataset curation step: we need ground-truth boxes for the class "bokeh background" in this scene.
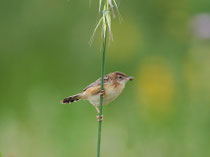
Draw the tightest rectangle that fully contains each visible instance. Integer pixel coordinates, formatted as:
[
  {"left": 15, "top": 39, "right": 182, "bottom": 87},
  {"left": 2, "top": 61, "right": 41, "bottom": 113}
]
[{"left": 1, "top": 0, "right": 210, "bottom": 157}]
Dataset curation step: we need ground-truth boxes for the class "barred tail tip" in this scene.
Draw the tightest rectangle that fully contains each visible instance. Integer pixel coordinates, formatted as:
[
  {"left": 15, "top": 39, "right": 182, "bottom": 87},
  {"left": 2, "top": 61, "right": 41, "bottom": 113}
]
[{"left": 61, "top": 94, "right": 80, "bottom": 104}]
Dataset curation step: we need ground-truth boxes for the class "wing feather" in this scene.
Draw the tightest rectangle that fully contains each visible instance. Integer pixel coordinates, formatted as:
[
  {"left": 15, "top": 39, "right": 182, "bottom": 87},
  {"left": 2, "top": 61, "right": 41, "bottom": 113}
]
[{"left": 83, "top": 76, "right": 110, "bottom": 91}]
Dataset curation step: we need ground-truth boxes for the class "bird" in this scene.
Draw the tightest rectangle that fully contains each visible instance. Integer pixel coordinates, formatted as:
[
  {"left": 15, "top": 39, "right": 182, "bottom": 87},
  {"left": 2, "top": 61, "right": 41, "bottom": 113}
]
[{"left": 61, "top": 71, "right": 133, "bottom": 121}]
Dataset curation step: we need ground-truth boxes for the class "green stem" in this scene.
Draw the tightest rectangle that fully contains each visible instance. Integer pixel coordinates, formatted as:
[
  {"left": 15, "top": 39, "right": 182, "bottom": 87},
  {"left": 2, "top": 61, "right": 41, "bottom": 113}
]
[{"left": 97, "top": 24, "right": 107, "bottom": 157}]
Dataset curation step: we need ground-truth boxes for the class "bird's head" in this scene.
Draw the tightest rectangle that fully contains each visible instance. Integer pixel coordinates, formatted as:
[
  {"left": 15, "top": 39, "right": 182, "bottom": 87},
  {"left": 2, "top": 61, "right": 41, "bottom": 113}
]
[{"left": 111, "top": 71, "right": 134, "bottom": 85}]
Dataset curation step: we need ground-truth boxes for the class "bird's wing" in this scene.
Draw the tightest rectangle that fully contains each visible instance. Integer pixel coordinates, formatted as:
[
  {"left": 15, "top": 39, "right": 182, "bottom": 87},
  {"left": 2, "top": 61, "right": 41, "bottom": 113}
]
[{"left": 83, "top": 75, "right": 110, "bottom": 91}]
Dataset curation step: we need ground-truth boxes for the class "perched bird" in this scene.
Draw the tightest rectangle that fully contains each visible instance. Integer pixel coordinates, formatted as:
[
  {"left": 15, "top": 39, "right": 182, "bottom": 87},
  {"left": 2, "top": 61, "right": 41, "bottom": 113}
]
[{"left": 61, "top": 71, "right": 133, "bottom": 120}]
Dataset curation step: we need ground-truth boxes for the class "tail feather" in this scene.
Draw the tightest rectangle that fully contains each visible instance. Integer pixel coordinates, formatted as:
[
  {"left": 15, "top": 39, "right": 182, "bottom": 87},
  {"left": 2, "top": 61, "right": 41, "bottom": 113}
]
[{"left": 62, "top": 94, "right": 81, "bottom": 104}]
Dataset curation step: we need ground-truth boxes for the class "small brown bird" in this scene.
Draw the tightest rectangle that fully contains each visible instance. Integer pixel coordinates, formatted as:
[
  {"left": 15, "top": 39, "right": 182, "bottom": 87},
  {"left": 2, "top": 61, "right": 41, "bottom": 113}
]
[{"left": 61, "top": 71, "right": 133, "bottom": 119}]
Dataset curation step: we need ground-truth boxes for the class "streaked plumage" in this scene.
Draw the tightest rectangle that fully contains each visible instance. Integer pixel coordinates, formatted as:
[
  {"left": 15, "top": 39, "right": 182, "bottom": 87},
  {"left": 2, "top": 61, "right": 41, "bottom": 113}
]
[{"left": 62, "top": 71, "right": 133, "bottom": 113}]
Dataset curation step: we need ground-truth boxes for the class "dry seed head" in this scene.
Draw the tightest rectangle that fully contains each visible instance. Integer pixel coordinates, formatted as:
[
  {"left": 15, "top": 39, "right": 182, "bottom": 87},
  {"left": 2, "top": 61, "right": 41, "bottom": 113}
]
[{"left": 89, "top": 0, "right": 121, "bottom": 45}]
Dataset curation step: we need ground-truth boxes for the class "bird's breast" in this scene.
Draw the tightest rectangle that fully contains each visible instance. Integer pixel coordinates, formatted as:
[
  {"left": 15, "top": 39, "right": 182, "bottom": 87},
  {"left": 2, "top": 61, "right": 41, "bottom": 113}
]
[
  {"left": 103, "top": 83, "right": 124, "bottom": 105},
  {"left": 87, "top": 83, "right": 125, "bottom": 106}
]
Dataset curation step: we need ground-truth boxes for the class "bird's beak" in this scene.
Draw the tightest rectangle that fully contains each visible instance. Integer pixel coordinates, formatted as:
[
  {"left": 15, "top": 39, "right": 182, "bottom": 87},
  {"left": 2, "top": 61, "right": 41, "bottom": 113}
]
[{"left": 127, "top": 76, "right": 134, "bottom": 81}]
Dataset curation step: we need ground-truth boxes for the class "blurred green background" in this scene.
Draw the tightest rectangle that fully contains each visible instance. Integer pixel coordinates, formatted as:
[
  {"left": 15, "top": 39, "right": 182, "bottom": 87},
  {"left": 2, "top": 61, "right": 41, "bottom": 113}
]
[{"left": 1, "top": 0, "right": 210, "bottom": 157}]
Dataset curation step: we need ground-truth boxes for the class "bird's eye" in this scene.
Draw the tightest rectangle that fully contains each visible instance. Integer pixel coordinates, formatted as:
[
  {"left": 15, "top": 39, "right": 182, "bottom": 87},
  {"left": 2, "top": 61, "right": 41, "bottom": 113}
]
[{"left": 118, "top": 76, "right": 123, "bottom": 80}]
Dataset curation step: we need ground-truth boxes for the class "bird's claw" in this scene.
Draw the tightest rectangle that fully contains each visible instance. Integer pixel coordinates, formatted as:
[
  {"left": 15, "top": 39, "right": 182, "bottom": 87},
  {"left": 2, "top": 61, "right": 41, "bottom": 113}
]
[
  {"left": 99, "top": 90, "right": 105, "bottom": 97},
  {"left": 96, "top": 115, "right": 103, "bottom": 121}
]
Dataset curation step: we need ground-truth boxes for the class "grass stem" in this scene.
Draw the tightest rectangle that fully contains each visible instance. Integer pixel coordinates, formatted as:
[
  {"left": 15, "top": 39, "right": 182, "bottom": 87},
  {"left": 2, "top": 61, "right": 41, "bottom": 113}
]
[{"left": 97, "top": 22, "right": 108, "bottom": 157}]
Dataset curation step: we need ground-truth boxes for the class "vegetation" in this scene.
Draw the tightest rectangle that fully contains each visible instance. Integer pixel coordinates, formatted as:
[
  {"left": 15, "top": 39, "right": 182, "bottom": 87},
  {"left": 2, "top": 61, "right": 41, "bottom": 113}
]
[{"left": 0, "top": 0, "right": 210, "bottom": 157}]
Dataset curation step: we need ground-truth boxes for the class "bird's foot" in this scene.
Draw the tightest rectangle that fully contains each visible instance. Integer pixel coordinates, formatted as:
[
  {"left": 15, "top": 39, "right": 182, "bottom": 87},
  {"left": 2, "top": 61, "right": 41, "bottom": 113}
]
[
  {"left": 96, "top": 114, "right": 103, "bottom": 121},
  {"left": 99, "top": 90, "right": 105, "bottom": 97}
]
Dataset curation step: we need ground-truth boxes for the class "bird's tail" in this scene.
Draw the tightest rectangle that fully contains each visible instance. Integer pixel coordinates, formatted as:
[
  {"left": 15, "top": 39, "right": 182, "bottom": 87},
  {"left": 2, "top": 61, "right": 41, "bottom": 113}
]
[{"left": 62, "top": 93, "right": 81, "bottom": 104}]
